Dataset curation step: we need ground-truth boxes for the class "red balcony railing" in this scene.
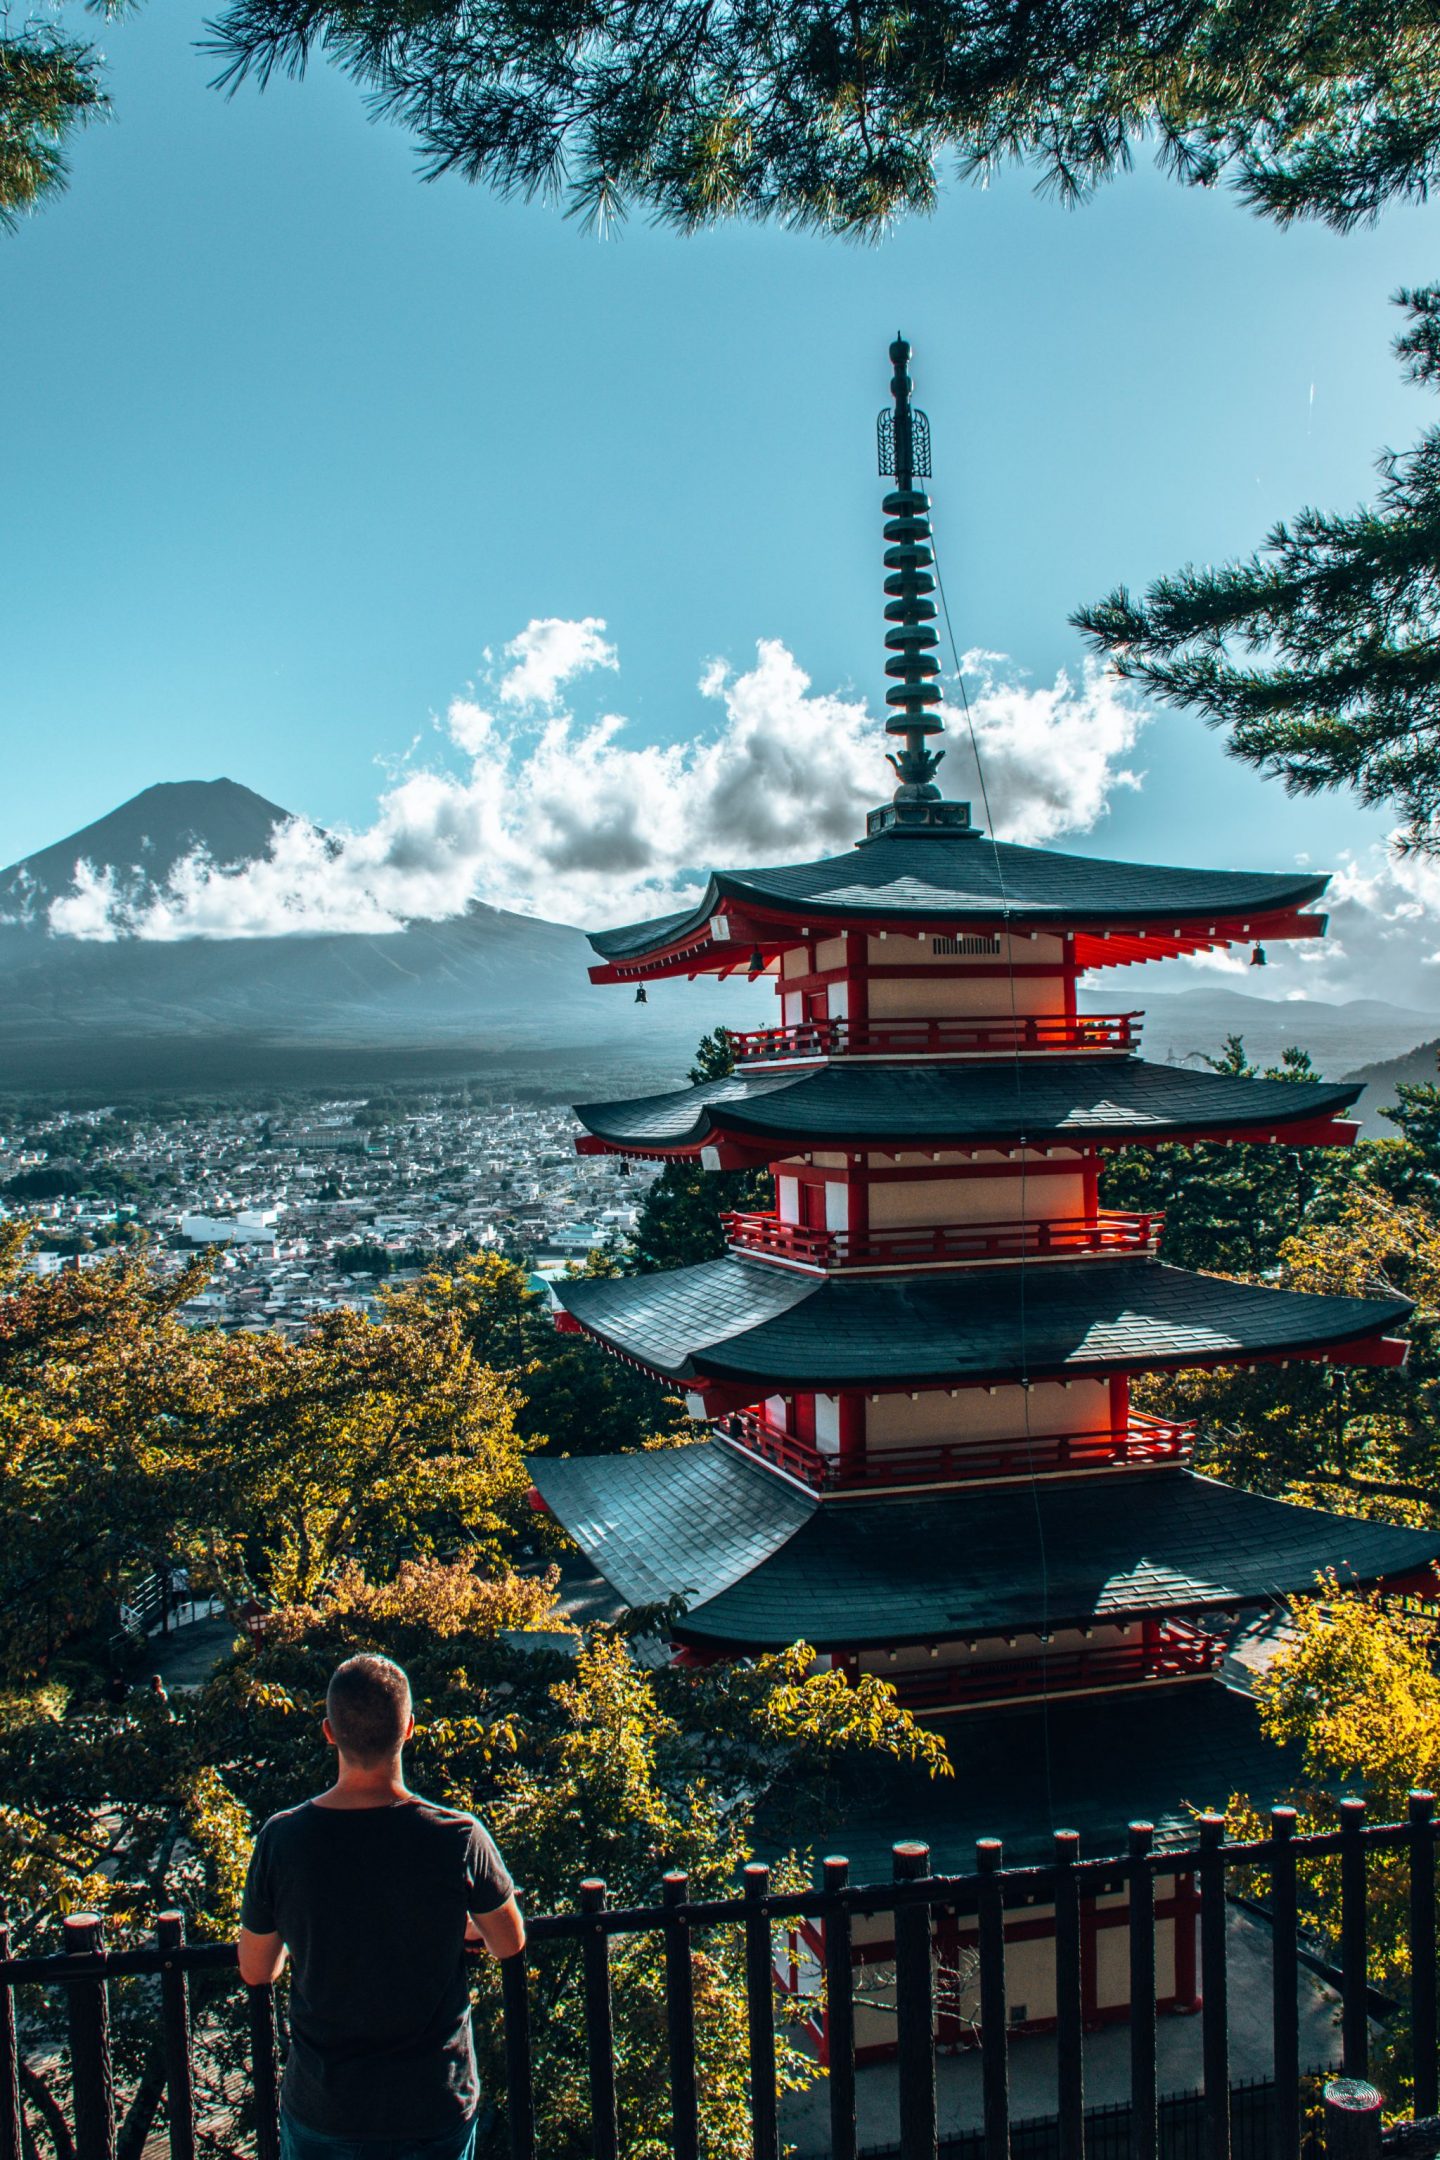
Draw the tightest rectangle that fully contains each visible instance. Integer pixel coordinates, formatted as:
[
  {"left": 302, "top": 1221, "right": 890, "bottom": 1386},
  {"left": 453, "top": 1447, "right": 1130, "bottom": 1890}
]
[
  {"left": 720, "top": 1408, "right": 1196, "bottom": 1491},
  {"left": 882, "top": 1624, "right": 1224, "bottom": 1712},
  {"left": 726, "top": 1013, "right": 1142, "bottom": 1063},
  {"left": 722, "top": 1209, "right": 1163, "bottom": 1272}
]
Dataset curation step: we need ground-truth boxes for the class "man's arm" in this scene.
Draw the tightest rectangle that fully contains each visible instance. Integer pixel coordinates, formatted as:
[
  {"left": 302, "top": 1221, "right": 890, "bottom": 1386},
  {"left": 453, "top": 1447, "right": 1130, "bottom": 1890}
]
[
  {"left": 465, "top": 1895, "right": 525, "bottom": 1960},
  {"left": 237, "top": 1927, "right": 288, "bottom": 1986}
]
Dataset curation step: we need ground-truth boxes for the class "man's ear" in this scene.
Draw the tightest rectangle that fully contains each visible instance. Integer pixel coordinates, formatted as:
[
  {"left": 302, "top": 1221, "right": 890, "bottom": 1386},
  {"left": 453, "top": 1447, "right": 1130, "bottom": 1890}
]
[
  {"left": 404, "top": 1713, "right": 416, "bottom": 1742},
  {"left": 322, "top": 1716, "right": 338, "bottom": 1748}
]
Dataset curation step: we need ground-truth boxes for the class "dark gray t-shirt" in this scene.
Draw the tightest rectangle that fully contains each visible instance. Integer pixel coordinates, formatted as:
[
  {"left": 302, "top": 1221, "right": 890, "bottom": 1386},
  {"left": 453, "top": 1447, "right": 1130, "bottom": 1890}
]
[{"left": 240, "top": 1796, "right": 513, "bottom": 2138}]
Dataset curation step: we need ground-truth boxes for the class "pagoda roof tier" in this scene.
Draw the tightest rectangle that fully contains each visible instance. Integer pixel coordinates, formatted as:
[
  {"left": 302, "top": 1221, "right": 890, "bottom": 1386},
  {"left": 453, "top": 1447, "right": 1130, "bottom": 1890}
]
[
  {"left": 553, "top": 1257, "right": 1408, "bottom": 1394},
  {"left": 573, "top": 1059, "right": 1362, "bottom": 1159},
  {"left": 587, "top": 831, "right": 1328, "bottom": 980},
  {"left": 527, "top": 1447, "right": 1440, "bottom": 1650},
  {"left": 768, "top": 1680, "right": 1301, "bottom": 1872}
]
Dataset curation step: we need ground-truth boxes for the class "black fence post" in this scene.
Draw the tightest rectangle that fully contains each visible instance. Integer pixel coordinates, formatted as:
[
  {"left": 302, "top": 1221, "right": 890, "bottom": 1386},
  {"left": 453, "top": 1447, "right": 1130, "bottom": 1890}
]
[
  {"left": 1339, "top": 1798, "right": 1368, "bottom": 2080},
  {"left": 663, "top": 1871, "right": 700, "bottom": 2160},
  {"left": 63, "top": 1914, "right": 115, "bottom": 2160},
  {"left": 1054, "top": 1831, "right": 1084, "bottom": 2160},
  {"left": 1270, "top": 1808, "right": 1300, "bottom": 2160},
  {"left": 579, "top": 1882, "right": 618, "bottom": 2160},
  {"left": 247, "top": 1982, "right": 281, "bottom": 2160},
  {"left": 743, "top": 1863, "right": 779, "bottom": 2160},
  {"left": 0, "top": 1916, "right": 21, "bottom": 2160},
  {"left": 1322, "top": 2080, "right": 1381, "bottom": 2160},
  {"left": 1410, "top": 1792, "right": 1437, "bottom": 2119},
  {"left": 500, "top": 1952, "right": 534, "bottom": 2160},
  {"left": 155, "top": 1913, "right": 195, "bottom": 2160},
  {"left": 1128, "top": 1824, "right": 1156, "bottom": 2160},
  {"left": 894, "top": 1841, "right": 937, "bottom": 2160},
  {"left": 823, "top": 1857, "right": 857, "bottom": 2160},
  {"left": 978, "top": 1839, "right": 1010, "bottom": 2160},
  {"left": 1198, "top": 1815, "right": 1230, "bottom": 2160}
]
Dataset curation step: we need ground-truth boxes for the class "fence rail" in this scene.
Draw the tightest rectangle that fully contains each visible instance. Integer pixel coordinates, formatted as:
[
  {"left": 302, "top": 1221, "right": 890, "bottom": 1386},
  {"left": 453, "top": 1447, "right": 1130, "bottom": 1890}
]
[
  {"left": 720, "top": 1408, "right": 1196, "bottom": 1491},
  {"left": 2, "top": 1800, "right": 1437, "bottom": 2160},
  {"left": 720, "top": 1211, "right": 1164, "bottom": 1274}
]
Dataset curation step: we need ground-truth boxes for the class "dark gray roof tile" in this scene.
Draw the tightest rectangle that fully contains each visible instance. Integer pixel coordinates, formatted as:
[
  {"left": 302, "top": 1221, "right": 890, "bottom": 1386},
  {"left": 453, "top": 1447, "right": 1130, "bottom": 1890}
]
[
  {"left": 589, "top": 833, "right": 1328, "bottom": 961},
  {"left": 528, "top": 1444, "right": 1440, "bottom": 1648},
  {"left": 556, "top": 1258, "right": 1410, "bottom": 1388},
  {"left": 575, "top": 1060, "right": 1360, "bottom": 1151}
]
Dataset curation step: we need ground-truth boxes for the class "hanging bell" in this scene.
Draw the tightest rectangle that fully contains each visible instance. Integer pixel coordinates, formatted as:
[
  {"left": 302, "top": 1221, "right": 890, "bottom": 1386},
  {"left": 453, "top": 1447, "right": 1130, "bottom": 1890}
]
[
  {"left": 747, "top": 946, "right": 765, "bottom": 978},
  {"left": 1250, "top": 943, "right": 1267, "bottom": 967},
  {"left": 635, "top": 984, "right": 648, "bottom": 1004}
]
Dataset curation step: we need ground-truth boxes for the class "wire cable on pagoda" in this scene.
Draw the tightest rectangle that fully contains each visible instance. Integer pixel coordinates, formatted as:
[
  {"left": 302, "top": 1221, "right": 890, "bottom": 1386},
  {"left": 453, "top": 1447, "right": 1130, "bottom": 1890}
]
[{"left": 895, "top": 343, "right": 1056, "bottom": 1824}]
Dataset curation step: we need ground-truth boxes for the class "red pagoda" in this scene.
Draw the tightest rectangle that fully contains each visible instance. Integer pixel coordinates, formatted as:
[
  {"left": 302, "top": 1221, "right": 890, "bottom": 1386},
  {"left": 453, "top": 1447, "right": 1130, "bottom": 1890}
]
[{"left": 531, "top": 340, "right": 1440, "bottom": 2044}]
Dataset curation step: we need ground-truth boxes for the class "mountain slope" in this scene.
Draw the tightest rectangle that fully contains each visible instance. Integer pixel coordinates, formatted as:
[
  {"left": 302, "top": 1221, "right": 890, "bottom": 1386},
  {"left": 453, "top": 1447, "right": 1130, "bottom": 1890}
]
[
  {"left": 1085, "top": 985, "right": 1440, "bottom": 1076},
  {"left": 1, "top": 779, "right": 294, "bottom": 920},
  {"left": 0, "top": 780, "right": 749, "bottom": 1087}
]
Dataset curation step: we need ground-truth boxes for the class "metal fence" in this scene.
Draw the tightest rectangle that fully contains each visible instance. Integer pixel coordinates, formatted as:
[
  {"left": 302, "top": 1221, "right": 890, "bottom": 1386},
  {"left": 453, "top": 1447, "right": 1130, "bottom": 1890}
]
[{"left": 3, "top": 1797, "right": 1437, "bottom": 2160}]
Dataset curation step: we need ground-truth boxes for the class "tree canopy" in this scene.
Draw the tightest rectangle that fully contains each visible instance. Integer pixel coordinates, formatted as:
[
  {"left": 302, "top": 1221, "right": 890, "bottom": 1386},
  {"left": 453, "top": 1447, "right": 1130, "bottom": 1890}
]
[
  {"left": 192, "top": 0, "right": 1440, "bottom": 237},
  {"left": 1078, "top": 286, "right": 1440, "bottom": 852},
  {"left": 1, "top": 1554, "right": 947, "bottom": 2156}
]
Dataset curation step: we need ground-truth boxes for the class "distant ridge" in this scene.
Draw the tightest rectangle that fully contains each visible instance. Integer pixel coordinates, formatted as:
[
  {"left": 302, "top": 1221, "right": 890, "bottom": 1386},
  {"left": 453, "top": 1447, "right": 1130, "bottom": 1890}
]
[
  {"left": 1, "top": 779, "right": 294, "bottom": 921},
  {"left": 0, "top": 778, "right": 750, "bottom": 1091},
  {"left": 1086, "top": 983, "right": 1440, "bottom": 1079}
]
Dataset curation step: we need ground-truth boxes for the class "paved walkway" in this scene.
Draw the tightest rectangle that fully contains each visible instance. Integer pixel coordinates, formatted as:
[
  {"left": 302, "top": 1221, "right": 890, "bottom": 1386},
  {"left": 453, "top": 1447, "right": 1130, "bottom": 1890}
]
[
  {"left": 142, "top": 1610, "right": 243, "bottom": 1692},
  {"left": 780, "top": 1905, "right": 1343, "bottom": 2154}
]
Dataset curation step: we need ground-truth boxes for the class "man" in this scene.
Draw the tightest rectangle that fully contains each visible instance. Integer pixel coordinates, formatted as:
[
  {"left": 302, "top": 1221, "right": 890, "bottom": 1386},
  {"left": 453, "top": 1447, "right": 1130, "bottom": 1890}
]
[{"left": 238, "top": 1653, "right": 524, "bottom": 2160}]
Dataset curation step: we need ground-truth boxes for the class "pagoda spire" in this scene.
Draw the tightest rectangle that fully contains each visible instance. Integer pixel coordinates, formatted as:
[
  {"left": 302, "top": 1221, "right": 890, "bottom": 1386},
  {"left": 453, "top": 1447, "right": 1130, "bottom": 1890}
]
[{"left": 870, "top": 336, "right": 973, "bottom": 837}]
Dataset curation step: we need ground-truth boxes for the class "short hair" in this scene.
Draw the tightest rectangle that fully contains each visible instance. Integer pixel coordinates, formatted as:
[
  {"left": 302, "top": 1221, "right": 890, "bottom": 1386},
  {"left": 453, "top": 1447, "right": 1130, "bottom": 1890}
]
[{"left": 325, "top": 1655, "right": 412, "bottom": 1765}]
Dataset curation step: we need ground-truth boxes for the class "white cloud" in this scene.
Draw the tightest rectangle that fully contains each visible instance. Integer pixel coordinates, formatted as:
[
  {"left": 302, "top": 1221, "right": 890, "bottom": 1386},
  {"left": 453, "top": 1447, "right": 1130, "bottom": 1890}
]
[
  {"left": 946, "top": 649, "right": 1146, "bottom": 844},
  {"left": 498, "top": 617, "right": 618, "bottom": 708},
  {"left": 1113, "top": 834, "right": 1440, "bottom": 1015},
  {"left": 41, "top": 622, "right": 1153, "bottom": 940}
]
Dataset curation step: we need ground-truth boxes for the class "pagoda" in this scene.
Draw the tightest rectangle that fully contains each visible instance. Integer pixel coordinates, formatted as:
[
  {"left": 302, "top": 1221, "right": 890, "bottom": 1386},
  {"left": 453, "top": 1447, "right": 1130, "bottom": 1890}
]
[{"left": 530, "top": 340, "right": 1440, "bottom": 2047}]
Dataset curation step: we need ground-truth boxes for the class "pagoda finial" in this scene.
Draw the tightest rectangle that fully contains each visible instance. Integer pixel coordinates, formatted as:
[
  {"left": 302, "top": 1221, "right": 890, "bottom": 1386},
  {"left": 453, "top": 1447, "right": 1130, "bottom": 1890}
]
[{"left": 866, "top": 338, "right": 973, "bottom": 838}]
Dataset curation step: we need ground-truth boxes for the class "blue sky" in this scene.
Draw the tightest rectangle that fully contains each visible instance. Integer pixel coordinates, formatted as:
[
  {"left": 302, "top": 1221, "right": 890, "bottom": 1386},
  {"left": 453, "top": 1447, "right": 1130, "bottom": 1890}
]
[{"left": 6, "top": 0, "right": 1440, "bottom": 993}]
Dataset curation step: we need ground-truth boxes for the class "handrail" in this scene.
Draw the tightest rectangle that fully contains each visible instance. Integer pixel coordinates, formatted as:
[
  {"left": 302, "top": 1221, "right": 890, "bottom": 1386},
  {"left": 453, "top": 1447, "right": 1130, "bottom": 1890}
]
[
  {"left": 882, "top": 1626, "right": 1224, "bottom": 1711},
  {"left": 728, "top": 1013, "right": 1143, "bottom": 1063},
  {"left": 3, "top": 1799, "right": 1437, "bottom": 2160},
  {"left": 720, "top": 1408, "right": 1196, "bottom": 1491},
  {"left": 722, "top": 1208, "right": 1163, "bottom": 1272}
]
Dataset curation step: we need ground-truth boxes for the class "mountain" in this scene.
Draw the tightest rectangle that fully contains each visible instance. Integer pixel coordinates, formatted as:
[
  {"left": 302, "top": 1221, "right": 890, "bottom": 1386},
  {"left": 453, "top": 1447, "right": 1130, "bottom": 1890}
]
[
  {"left": 0, "top": 781, "right": 749, "bottom": 1092},
  {"left": 10, "top": 781, "right": 1435, "bottom": 1099},
  {"left": 1, "top": 779, "right": 297, "bottom": 920},
  {"left": 1340, "top": 1039, "right": 1440, "bottom": 1136},
  {"left": 1085, "top": 984, "right": 1440, "bottom": 1080}
]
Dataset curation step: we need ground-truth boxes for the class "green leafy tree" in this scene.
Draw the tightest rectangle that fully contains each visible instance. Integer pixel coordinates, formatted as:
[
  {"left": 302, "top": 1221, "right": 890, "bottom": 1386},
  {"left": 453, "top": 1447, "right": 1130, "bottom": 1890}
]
[
  {"left": 389, "top": 1251, "right": 694, "bottom": 1455},
  {"left": 630, "top": 1032, "right": 772, "bottom": 1273},
  {"left": 0, "top": 1224, "right": 222, "bottom": 1679},
  {"left": 1, "top": 1556, "right": 949, "bottom": 2159},
  {"left": 1229, "top": 1585, "right": 1440, "bottom": 2103},
  {"left": 1078, "top": 288, "right": 1440, "bottom": 852},
  {"left": 1134, "top": 1155, "right": 1440, "bottom": 1516},
  {"left": 205, "top": 0, "right": 1440, "bottom": 236},
  {"left": 1100, "top": 1038, "right": 1350, "bottom": 1274}
]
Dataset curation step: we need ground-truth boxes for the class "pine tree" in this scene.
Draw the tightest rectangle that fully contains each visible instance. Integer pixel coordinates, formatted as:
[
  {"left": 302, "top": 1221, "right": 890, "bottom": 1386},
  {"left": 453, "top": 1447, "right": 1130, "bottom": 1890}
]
[
  {"left": 1077, "top": 287, "right": 1440, "bottom": 851},
  {"left": 628, "top": 1031, "right": 772, "bottom": 1273},
  {"left": 205, "top": 0, "right": 1440, "bottom": 236},
  {"left": 1, "top": 14, "right": 116, "bottom": 225}
]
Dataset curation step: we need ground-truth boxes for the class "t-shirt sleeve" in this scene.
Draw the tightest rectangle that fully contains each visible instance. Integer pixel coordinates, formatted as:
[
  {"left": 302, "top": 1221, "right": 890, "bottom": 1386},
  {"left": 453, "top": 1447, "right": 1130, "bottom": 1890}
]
[
  {"left": 464, "top": 1821, "right": 515, "bottom": 1916},
  {"left": 239, "top": 1821, "right": 278, "bottom": 1935}
]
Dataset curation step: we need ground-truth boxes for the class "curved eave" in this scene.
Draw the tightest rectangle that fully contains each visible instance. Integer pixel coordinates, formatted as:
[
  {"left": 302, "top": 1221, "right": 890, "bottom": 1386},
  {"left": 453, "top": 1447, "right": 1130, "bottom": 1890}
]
[
  {"left": 554, "top": 1257, "right": 1410, "bottom": 1397},
  {"left": 527, "top": 1446, "right": 1440, "bottom": 1651},
  {"left": 585, "top": 850, "right": 1332, "bottom": 981},
  {"left": 571, "top": 1063, "right": 1365, "bottom": 1160}
]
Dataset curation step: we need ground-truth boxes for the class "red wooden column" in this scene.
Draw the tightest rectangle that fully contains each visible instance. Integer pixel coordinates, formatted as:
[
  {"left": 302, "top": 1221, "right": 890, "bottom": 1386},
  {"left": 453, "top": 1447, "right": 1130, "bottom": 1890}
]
[
  {"left": 1109, "top": 1372, "right": 1130, "bottom": 1450},
  {"left": 837, "top": 1394, "right": 865, "bottom": 1478},
  {"left": 844, "top": 933, "right": 869, "bottom": 1038}
]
